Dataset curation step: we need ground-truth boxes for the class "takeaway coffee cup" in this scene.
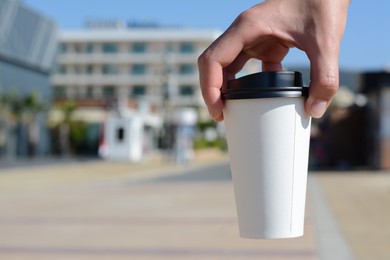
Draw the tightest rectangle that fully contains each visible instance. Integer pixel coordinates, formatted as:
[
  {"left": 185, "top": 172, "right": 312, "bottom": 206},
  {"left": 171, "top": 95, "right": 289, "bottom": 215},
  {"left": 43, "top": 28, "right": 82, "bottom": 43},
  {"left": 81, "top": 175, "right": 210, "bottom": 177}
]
[{"left": 222, "top": 71, "right": 311, "bottom": 239}]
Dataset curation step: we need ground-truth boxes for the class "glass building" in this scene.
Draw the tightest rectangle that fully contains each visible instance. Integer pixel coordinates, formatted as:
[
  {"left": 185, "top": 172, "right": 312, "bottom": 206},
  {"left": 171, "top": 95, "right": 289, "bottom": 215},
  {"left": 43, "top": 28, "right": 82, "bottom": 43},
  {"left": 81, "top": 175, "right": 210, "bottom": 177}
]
[{"left": 0, "top": 0, "right": 57, "bottom": 158}]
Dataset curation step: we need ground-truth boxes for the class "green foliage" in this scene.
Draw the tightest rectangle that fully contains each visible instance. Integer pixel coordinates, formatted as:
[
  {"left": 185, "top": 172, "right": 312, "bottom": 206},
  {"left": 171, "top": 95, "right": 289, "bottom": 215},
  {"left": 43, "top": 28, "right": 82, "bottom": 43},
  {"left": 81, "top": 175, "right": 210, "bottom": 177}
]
[
  {"left": 23, "top": 92, "right": 46, "bottom": 111},
  {"left": 0, "top": 90, "right": 47, "bottom": 120},
  {"left": 69, "top": 120, "right": 88, "bottom": 154},
  {"left": 59, "top": 100, "right": 76, "bottom": 123},
  {"left": 196, "top": 120, "right": 217, "bottom": 131},
  {"left": 194, "top": 119, "right": 227, "bottom": 151},
  {"left": 194, "top": 138, "right": 227, "bottom": 151}
]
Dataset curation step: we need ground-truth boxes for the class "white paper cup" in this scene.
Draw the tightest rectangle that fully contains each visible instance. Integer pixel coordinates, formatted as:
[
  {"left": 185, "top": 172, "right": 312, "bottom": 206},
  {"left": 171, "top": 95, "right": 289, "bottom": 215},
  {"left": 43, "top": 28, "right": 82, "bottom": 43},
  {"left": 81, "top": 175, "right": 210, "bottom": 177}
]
[{"left": 222, "top": 71, "right": 311, "bottom": 239}]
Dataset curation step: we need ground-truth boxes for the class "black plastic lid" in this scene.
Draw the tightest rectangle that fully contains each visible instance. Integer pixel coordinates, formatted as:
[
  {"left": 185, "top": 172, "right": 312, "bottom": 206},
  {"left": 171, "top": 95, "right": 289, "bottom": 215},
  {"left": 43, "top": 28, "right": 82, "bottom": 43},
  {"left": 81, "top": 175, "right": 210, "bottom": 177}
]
[{"left": 221, "top": 71, "right": 308, "bottom": 100}]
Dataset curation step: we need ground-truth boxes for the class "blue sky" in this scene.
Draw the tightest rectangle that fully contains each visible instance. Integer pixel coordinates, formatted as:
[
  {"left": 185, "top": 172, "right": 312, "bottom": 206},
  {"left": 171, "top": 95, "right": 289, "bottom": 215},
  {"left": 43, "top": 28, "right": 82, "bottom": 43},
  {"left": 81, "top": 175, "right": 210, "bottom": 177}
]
[{"left": 24, "top": 0, "right": 390, "bottom": 71}]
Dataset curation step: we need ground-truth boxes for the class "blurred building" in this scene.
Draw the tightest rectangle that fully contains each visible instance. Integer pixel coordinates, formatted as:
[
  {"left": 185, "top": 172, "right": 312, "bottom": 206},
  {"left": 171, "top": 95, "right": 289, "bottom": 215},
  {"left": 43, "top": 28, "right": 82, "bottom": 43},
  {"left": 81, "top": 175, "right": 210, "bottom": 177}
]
[
  {"left": 50, "top": 21, "right": 262, "bottom": 158},
  {"left": 50, "top": 21, "right": 223, "bottom": 158},
  {"left": 361, "top": 70, "right": 390, "bottom": 169},
  {"left": 0, "top": 0, "right": 57, "bottom": 158},
  {"left": 0, "top": 0, "right": 57, "bottom": 98},
  {"left": 51, "top": 21, "right": 221, "bottom": 122},
  {"left": 309, "top": 70, "right": 390, "bottom": 170}
]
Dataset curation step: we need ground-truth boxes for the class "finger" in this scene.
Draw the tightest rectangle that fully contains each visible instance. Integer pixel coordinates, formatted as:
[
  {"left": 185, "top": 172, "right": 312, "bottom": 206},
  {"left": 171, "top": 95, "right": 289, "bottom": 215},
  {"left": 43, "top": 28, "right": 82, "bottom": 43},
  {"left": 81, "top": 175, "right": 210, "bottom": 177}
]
[
  {"left": 198, "top": 55, "right": 225, "bottom": 120},
  {"left": 246, "top": 38, "right": 289, "bottom": 70},
  {"left": 305, "top": 49, "right": 339, "bottom": 118},
  {"left": 214, "top": 113, "right": 224, "bottom": 122},
  {"left": 198, "top": 29, "right": 245, "bottom": 119},
  {"left": 262, "top": 61, "right": 283, "bottom": 71},
  {"left": 224, "top": 51, "right": 251, "bottom": 76},
  {"left": 198, "top": 11, "right": 272, "bottom": 120}
]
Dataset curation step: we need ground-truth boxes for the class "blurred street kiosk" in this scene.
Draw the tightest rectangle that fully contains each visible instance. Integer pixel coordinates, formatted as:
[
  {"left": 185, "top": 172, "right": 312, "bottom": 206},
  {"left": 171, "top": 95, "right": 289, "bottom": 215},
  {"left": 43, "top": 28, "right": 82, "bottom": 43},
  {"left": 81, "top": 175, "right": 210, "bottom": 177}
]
[
  {"left": 101, "top": 116, "right": 144, "bottom": 161},
  {"left": 99, "top": 98, "right": 161, "bottom": 162},
  {"left": 99, "top": 102, "right": 197, "bottom": 163}
]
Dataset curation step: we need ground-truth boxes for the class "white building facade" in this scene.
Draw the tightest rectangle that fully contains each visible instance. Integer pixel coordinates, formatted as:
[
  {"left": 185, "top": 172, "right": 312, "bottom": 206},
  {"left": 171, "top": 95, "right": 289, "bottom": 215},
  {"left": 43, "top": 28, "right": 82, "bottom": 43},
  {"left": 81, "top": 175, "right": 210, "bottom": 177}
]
[
  {"left": 51, "top": 24, "right": 222, "bottom": 121},
  {"left": 50, "top": 23, "right": 262, "bottom": 159}
]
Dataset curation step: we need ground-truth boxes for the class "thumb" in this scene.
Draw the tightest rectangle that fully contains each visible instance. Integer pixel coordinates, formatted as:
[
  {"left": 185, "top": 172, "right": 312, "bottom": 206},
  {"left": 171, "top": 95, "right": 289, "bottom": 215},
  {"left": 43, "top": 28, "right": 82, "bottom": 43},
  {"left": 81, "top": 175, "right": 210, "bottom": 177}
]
[{"left": 306, "top": 50, "right": 339, "bottom": 118}]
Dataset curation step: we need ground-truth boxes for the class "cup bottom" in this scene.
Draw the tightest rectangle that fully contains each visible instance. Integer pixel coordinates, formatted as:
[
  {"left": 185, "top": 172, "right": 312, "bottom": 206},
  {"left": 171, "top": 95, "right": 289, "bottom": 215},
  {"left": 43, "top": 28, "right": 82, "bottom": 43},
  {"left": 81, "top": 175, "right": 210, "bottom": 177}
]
[{"left": 240, "top": 231, "right": 304, "bottom": 240}]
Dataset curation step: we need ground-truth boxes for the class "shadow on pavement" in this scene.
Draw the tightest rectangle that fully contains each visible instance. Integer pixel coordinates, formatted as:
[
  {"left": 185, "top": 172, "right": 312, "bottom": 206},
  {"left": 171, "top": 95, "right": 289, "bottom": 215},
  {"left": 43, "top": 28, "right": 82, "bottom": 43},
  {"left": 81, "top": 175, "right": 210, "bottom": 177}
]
[{"left": 151, "top": 163, "right": 232, "bottom": 183}]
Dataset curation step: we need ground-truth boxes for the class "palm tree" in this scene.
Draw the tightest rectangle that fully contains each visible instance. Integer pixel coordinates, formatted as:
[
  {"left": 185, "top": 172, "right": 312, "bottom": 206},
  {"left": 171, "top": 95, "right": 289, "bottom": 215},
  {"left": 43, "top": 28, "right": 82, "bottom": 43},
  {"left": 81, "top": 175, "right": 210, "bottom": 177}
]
[
  {"left": 58, "top": 100, "right": 76, "bottom": 156},
  {"left": 0, "top": 90, "right": 9, "bottom": 158},
  {"left": 0, "top": 90, "right": 23, "bottom": 157},
  {"left": 22, "top": 93, "right": 47, "bottom": 157},
  {"left": 0, "top": 90, "right": 47, "bottom": 158}
]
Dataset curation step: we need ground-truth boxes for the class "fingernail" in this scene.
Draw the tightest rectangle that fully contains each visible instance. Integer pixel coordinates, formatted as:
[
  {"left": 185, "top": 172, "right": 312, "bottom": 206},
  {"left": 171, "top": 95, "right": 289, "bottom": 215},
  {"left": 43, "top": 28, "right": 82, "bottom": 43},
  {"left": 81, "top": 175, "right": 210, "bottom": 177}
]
[
  {"left": 208, "top": 108, "right": 221, "bottom": 121},
  {"left": 211, "top": 113, "right": 223, "bottom": 122},
  {"left": 308, "top": 98, "right": 328, "bottom": 118},
  {"left": 208, "top": 109, "right": 216, "bottom": 120}
]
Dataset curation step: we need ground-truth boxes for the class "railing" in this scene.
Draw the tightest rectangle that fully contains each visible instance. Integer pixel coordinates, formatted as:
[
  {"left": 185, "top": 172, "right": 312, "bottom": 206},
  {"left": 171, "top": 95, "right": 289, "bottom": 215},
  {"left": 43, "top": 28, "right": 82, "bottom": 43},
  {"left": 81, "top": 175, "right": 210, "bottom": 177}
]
[
  {"left": 57, "top": 52, "right": 198, "bottom": 64},
  {"left": 51, "top": 73, "right": 199, "bottom": 85}
]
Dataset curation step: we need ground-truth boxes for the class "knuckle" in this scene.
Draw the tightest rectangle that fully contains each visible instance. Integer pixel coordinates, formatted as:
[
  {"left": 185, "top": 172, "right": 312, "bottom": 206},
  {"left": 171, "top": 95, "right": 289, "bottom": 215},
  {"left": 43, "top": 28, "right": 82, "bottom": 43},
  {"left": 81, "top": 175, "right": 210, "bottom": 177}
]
[
  {"left": 316, "top": 74, "right": 339, "bottom": 98},
  {"left": 236, "top": 10, "right": 251, "bottom": 24},
  {"left": 237, "top": 7, "right": 257, "bottom": 23},
  {"left": 197, "top": 52, "right": 206, "bottom": 67},
  {"left": 197, "top": 49, "right": 212, "bottom": 68},
  {"left": 233, "top": 10, "right": 257, "bottom": 33}
]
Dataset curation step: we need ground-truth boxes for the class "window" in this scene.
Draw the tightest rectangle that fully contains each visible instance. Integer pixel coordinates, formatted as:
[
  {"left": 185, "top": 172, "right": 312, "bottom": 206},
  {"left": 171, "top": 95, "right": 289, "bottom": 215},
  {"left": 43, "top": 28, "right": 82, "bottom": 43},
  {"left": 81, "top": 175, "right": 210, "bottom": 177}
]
[
  {"left": 102, "top": 64, "right": 119, "bottom": 74},
  {"left": 59, "top": 43, "right": 67, "bottom": 54},
  {"left": 131, "top": 42, "right": 147, "bottom": 53},
  {"left": 179, "top": 64, "right": 195, "bottom": 75},
  {"left": 180, "top": 43, "right": 195, "bottom": 53},
  {"left": 86, "top": 86, "right": 94, "bottom": 99},
  {"left": 102, "top": 43, "right": 118, "bottom": 53},
  {"left": 132, "top": 85, "right": 146, "bottom": 98},
  {"left": 74, "top": 43, "right": 83, "bottom": 53},
  {"left": 179, "top": 85, "right": 194, "bottom": 96},
  {"left": 102, "top": 86, "right": 116, "bottom": 99},
  {"left": 57, "top": 65, "right": 67, "bottom": 74},
  {"left": 53, "top": 86, "right": 66, "bottom": 99},
  {"left": 165, "top": 43, "right": 174, "bottom": 53},
  {"left": 85, "top": 43, "right": 94, "bottom": 53},
  {"left": 86, "top": 65, "right": 94, "bottom": 74},
  {"left": 116, "top": 127, "right": 125, "bottom": 142},
  {"left": 131, "top": 64, "right": 146, "bottom": 75},
  {"left": 74, "top": 65, "right": 82, "bottom": 74},
  {"left": 74, "top": 87, "right": 82, "bottom": 100}
]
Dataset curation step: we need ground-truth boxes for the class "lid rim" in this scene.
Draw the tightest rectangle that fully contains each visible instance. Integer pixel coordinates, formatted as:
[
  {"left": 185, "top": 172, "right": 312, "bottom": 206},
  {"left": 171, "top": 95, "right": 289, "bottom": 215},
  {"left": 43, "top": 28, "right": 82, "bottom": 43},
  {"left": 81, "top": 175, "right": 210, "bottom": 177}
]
[
  {"left": 222, "top": 71, "right": 307, "bottom": 100},
  {"left": 221, "top": 86, "right": 304, "bottom": 93},
  {"left": 222, "top": 91, "right": 306, "bottom": 100}
]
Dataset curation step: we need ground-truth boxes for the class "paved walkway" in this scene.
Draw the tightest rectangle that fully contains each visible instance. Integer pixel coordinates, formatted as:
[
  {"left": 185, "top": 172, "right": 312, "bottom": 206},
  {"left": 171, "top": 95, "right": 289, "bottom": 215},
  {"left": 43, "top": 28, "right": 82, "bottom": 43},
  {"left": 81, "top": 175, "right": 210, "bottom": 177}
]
[
  {"left": 0, "top": 152, "right": 389, "bottom": 259},
  {"left": 312, "top": 171, "right": 390, "bottom": 260}
]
